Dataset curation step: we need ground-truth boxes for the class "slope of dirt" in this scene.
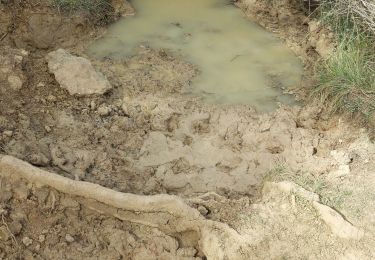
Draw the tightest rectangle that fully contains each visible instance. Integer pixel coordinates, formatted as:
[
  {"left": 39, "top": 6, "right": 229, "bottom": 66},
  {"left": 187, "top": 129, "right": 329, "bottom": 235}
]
[{"left": 1, "top": 0, "right": 374, "bottom": 259}]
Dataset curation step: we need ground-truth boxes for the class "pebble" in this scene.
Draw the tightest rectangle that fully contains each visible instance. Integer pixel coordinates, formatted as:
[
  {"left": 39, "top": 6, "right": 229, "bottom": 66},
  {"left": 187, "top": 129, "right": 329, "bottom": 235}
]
[
  {"left": 14, "top": 55, "right": 23, "bottom": 64},
  {"left": 198, "top": 205, "right": 209, "bottom": 216},
  {"left": 37, "top": 82, "right": 45, "bottom": 88},
  {"left": 97, "top": 106, "right": 111, "bottom": 116},
  {"left": 3, "top": 130, "right": 13, "bottom": 137},
  {"left": 45, "top": 125, "right": 52, "bottom": 133},
  {"left": 90, "top": 101, "right": 96, "bottom": 110},
  {"left": 65, "top": 234, "right": 75, "bottom": 243},
  {"left": 22, "top": 236, "right": 33, "bottom": 247},
  {"left": 38, "top": 234, "right": 45, "bottom": 243},
  {"left": 47, "top": 95, "right": 57, "bottom": 102}
]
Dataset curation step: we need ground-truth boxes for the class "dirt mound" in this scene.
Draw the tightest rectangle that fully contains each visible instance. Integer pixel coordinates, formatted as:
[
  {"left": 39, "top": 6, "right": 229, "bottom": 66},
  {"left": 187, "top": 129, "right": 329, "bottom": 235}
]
[
  {"left": 0, "top": 0, "right": 132, "bottom": 50},
  {"left": 237, "top": 0, "right": 335, "bottom": 64}
]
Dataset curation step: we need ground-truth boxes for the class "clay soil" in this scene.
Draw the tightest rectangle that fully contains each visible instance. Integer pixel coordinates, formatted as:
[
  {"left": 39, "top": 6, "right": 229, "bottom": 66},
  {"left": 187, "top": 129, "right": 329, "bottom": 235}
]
[{"left": 1, "top": 0, "right": 375, "bottom": 259}]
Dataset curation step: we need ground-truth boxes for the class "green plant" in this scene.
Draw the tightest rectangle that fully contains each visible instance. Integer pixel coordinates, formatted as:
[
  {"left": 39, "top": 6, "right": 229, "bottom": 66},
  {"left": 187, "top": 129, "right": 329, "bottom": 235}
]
[
  {"left": 313, "top": 34, "right": 375, "bottom": 115},
  {"left": 311, "top": 0, "right": 375, "bottom": 122}
]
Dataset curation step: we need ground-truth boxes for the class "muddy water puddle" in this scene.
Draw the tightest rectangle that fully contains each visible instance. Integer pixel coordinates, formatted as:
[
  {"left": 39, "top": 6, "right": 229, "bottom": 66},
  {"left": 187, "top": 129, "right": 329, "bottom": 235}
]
[{"left": 88, "top": 0, "right": 303, "bottom": 112}]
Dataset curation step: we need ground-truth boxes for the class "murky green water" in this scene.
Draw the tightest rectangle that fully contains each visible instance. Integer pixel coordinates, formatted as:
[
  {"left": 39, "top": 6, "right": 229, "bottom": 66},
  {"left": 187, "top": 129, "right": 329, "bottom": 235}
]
[{"left": 88, "top": 0, "right": 303, "bottom": 111}]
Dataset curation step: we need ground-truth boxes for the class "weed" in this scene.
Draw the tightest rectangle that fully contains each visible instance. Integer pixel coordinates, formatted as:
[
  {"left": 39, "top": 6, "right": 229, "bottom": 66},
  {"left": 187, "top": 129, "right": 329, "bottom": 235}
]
[
  {"left": 310, "top": 0, "right": 375, "bottom": 124},
  {"left": 313, "top": 33, "right": 375, "bottom": 117}
]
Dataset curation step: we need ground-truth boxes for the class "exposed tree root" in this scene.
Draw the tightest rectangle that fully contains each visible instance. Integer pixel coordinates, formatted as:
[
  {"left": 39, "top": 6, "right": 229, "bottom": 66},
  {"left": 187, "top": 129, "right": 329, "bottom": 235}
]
[{"left": 0, "top": 155, "right": 251, "bottom": 259}]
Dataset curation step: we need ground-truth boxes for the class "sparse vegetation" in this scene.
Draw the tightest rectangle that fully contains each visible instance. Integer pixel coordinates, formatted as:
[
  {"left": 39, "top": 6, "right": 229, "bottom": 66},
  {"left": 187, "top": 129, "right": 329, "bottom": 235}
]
[
  {"left": 53, "top": 0, "right": 115, "bottom": 24},
  {"left": 311, "top": 0, "right": 375, "bottom": 124},
  {"left": 266, "top": 165, "right": 353, "bottom": 210}
]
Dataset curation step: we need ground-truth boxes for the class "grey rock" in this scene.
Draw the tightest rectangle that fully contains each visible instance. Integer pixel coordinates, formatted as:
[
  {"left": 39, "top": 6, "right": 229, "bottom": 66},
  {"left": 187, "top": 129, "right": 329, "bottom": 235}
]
[{"left": 46, "top": 49, "right": 112, "bottom": 96}]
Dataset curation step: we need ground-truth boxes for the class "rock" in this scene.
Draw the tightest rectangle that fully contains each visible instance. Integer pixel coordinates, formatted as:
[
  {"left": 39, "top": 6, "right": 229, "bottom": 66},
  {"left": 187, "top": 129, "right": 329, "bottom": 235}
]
[
  {"left": 46, "top": 49, "right": 112, "bottom": 96},
  {"left": 7, "top": 75, "right": 23, "bottom": 90},
  {"left": 90, "top": 101, "right": 96, "bottom": 110},
  {"left": 97, "top": 105, "right": 112, "bottom": 116},
  {"left": 47, "top": 95, "right": 57, "bottom": 102},
  {"left": 14, "top": 55, "right": 23, "bottom": 64},
  {"left": 197, "top": 205, "right": 209, "bottom": 216},
  {"left": 37, "top": 82, "right": 45, "bottom": 88},
  {"left": 22, "top": 236, "right": 33, "bottom": 246},
  {"left": 38, "top": 234, "right": 45, "bottom": 243},
  {"left": 44, "top": 125, "right": 52, "bottom": 133},
  {"left": 3, "top": 130, "right": 13, "bottom": 137},
  {"left": 313, "top": 202, "right": 364, "bottom": 240},
  {"left": 65, "top": 234, "right": 75, "bottom": 243}
]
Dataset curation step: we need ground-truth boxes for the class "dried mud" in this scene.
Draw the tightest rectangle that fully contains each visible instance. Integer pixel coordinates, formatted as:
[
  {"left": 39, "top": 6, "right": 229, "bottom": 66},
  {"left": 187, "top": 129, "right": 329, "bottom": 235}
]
[{"left": 0, "top": 0, "right": 374, "bottom": 259}]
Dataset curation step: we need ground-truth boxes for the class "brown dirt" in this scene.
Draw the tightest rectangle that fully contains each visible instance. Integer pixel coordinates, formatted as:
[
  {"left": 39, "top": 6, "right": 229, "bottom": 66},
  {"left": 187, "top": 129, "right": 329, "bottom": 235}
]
[{"left": 1, "top": 0, "right": 374, "bottom": 259}]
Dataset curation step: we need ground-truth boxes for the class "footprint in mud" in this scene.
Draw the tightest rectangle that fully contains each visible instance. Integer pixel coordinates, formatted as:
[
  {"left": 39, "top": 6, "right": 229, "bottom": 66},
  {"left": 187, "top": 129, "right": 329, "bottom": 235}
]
[{"left": 88, "top": 0, "right": 303, "bottom": 112}]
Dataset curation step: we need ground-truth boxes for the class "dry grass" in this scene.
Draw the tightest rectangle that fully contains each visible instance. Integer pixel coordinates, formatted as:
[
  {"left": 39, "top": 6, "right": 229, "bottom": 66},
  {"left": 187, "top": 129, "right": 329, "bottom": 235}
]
[{"left": 53, "top": 0, "right": 115, "bottom": 25}]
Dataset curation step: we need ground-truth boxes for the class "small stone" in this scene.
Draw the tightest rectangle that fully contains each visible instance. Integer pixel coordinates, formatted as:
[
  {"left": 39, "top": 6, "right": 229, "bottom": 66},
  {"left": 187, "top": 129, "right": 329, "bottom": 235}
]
[
  {"left": 97, "top": 106, "right": 111, "bottom": 117},
  {"left": 35, "top": 243, "right": 41, "bottom": 251},
  {"left": 38, "top": 234, "right": 45, "bottom": 243},
  {"left": 46, "top": 49, "right": 112, "bottom": 96},
  {"left": 90, "top": 101, "right": 96, "bottom": 110},
  {"left": 44, "top": 125, "right": 52, "bottom": 133},
  {"left": 8, "top": 75, "right": 23, "bottom": 90},
  {"left": 47, "top": 95, "right": 57, "bottom": 102},
  {"left": 14, "top": 55, "right": 23, "bottom": 64},
  {"left": 65, "top": 234, "right": 75, "bottom": 243},
  {"left": 197, "top": 205, "right": 209, "bottom": 216},
  {"left": 20, "top": 49, "right": 29, "bottom": 56},
  {"left": 3, "top": 130, "right": 13, "bottom": 137},
  {"left": 37, "top": 82, "right": 45, "bottom": 88},
  {"left": 22, "top": 236, "right": 33, "bottom": 247}
]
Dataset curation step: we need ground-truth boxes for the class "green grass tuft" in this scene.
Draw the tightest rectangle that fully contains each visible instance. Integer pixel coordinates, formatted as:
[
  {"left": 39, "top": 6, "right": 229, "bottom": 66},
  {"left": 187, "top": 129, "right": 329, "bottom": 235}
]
[
  {"left": 313, "top": 34, "right": 375, "bottom": 117},
  {"left": 311, "top": 0, "right": 375, "bottom": 123}
]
